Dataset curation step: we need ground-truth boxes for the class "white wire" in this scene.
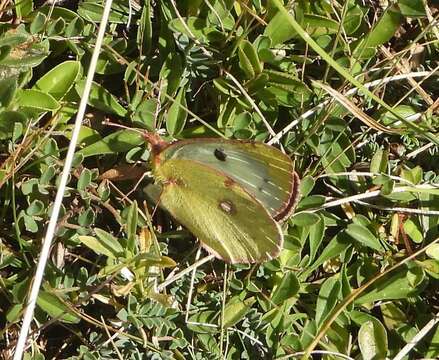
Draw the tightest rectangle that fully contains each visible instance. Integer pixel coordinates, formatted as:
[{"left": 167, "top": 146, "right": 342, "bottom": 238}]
[{"left": 13, "top": 0, "right": 114, "bottom": 358}]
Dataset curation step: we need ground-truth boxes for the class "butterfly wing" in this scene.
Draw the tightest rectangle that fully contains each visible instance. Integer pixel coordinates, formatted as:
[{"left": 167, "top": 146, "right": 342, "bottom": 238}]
[
  {"left": 154, "top": 158, "right": 283, "bottom": 264},
  {"left": 156, "top": 139, "right": 299, "bottom": 221}
]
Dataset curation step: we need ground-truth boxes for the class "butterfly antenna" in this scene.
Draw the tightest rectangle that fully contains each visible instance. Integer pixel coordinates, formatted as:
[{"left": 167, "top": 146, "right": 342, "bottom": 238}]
[
  {"left": 102, "top": 119, "right": 144, "bottom": 134},
  {"left": 102, "top": 119, "right": 168, "bottom": 153}
]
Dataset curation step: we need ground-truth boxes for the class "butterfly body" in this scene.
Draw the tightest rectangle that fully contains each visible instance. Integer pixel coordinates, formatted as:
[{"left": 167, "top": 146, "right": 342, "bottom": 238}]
[{"left": 147, "top": 136, "right": 300, "bottom": 264}]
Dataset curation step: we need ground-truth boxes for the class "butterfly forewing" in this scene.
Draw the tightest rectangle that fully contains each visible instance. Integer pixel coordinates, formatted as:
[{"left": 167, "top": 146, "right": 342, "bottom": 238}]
[
  {"left": 158, "top": 139, "right": 299, "bottom": 221},
  {"left": 154, "top": 158, "right": 283, "bottom": 264}
]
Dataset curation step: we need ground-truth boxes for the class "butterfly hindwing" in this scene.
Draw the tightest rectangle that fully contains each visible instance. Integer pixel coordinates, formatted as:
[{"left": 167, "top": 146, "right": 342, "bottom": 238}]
[
  {"left": 157, "top": 139, "right": 299, "bottom": 221},
  {"left": 153, "top": 158, "right": 283, "bottom": 264}
]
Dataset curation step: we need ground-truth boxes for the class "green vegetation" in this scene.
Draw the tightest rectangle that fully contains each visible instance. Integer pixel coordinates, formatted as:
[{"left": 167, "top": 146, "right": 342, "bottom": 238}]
[{"left": 1, "top": 0, "right": 439, "bottom": 359}]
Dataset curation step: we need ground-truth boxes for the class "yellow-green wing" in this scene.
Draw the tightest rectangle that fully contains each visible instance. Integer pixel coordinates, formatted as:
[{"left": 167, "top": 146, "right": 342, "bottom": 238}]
[
  {"left": 158, "top": 139, "right": 299, "bottom": 221},
  {"left": 154, "top": 158, "right": 283, "bottom": 264}
]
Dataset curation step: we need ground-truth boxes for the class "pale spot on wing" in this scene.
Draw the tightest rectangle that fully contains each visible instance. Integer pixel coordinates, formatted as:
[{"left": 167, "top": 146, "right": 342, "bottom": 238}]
[
  {"left": 265, "top": 179, "right": 291, "bottom": 194},
  {"left": 265, "top": 235, "right": 279, "bottom": 246},
  {"left": 258, "top": 187, "right": 282, "bottom": 201},
  {"left": 231, "top": 174, "right": 259, "bottom": 189}
]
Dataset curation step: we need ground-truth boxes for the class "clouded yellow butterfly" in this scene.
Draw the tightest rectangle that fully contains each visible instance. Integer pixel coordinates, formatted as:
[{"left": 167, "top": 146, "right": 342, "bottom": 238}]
[{"left": 145, "top": 134, "right": 300, "bottom": 264}]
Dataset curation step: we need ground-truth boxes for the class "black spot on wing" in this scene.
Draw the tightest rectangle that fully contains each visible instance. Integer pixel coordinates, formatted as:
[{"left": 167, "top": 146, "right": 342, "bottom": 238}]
[{"left": 214, "top": 148, "right": 227, "bottom": 161}]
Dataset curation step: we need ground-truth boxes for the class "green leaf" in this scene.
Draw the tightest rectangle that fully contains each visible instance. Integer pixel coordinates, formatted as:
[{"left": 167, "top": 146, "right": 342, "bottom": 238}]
[
  {"left": 0, "top": 28, "right": 49, "bottom": 67},
  {"left": 0, "top": 45, "right": 11, "bottom": 62},
  {"left": 78, "top": 2, "right": 128, "bottom": 23},
  {"left": 187, "top": 310, "right": 219, "bottom": 333},
  {"left": 0, "top": 77, "right": 17, "bottom": 108},
  {"left": 166, "top": 86, "right": 187, "bottom": 136},
  {"left": 343, "top": 5, "right": 363, "bottom": 34},
  {"left": 356, "top": 267, "right": 423, "bottom": 303},
  {"left": 370, "top": 149, "right": 388, "bottom": 174},
  {"left": 426, "top": 244, "right": 439, "bottom": 261},
  {"left": 398, "top": 0, "right": 426, "bottom": 17},
  {"left": 401, "top": 166, "right": 423, "bottom": 184},
  {"left": 264, "top": 10, "right": 297, "bottom": 46},
  {"left": 78, "top": 228, "right": 124, "bottom": 258},
  {"left": 238, "top": 40, "right": 262, "bottom": 78},
  {"left": 126, "top": 201, "right": 138, "bottom": 252},
  {"left": 406, "top": 266, "right": 424, "bottom": 287},
  {"left": 16, "top": 89, "right": 59, "bottom": 111},
  {"left": 271, "top": 272, "right": 300, "bottom": 305},
  {"left": 403, "top": 219, "right": 423, "bottom": 243},
  {"left": 34, "top": 61, "right": 81, "bottom": 100},
  {"left": 37, "top": 291, "right": 80, "bottom": 324},
  {"left": 137, "top": 0, "right": 152, "bottom": 55},
  {"left": 222, "top": 296, "right": 256, "bottom": 328},
  {"left": 78, "top": 130, "right": 144, "bottom": 157},
  {"left": 26, "top": 200, "right": 45, "bottom": 216},
  {"left": 358, "top": 320, "right": 388, "bottom": 360},
  {"left": 378, "top": 104, "right": 418, "bottom": 129},
  {"left": 264, "top": 80, "right": 312, "bottom": 107},
  {"left": 346, "top": 223, "right": 384, "bottom": 251},
  {"left": 30, "top": 12, "right": 47, "bottom": 34},
  {"left": 47, "top": 18, "right": 66, "bottom": 36},
  {"left": 308, "top": 215, "right": 325, "bottom": 264},
  {"left": 315, "top": 275, "right": 341, "bottom": 327},
  {"left": 64, "top": 17, "right": 84, "bottom": 37},
  {"left": 78, "top": 209, "right": 94, "bottom": 227},
  {"left": 132, "top": 98, "right": 158, "bottom": 130},
  {"left": 380, "top": 302, "right": 407, "bottom": 330},
  {"left": 303, "top": 231, "right": 351, "bottom": 278},
  {"left": 77, "top": 168, "right": 92, "bottom": 191},
  {"left": 354, "top": 5, "right": 403, "bottom": 59},
  {"left": 23, "top": 214, "right": 38, "bottom": 233},
  {"left": 15, "top": 0, "right": 33, "bottom": 17},
  {"left": 75, "top": 80, "right": 127, "bottom": 117},
  {"left": 299, "top": 175, "right": 315, "bottom": 197},
  {"left": 64, "top": 125, "right": 101, "bottom": 147},
  {"left": 290, "top": 212, "right": 320, "bottom": 227},
  {"left": 168, "top": 17, "right": 225, "bottom": 43},
  {"left": 6, "top": 304, "right": 22, "bottom": 323}
]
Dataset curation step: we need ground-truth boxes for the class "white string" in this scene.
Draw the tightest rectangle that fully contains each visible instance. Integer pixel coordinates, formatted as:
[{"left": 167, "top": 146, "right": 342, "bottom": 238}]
[{"left": 13, "top": 0, "right": 114, "bottom": 358}]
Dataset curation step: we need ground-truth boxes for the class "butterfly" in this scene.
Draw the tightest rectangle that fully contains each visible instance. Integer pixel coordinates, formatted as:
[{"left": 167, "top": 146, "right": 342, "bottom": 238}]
[{"left": 144, "top": 133, "right": 300, "bottom": 264}]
